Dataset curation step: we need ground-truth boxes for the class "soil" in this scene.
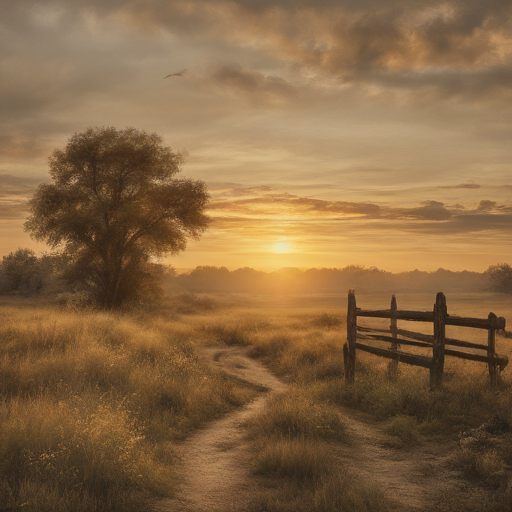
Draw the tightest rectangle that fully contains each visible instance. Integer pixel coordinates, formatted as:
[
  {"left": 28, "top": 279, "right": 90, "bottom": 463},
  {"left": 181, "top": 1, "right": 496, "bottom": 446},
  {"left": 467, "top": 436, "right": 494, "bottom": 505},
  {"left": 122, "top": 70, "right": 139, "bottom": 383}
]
[{"left": 156, "top": 346, "right": 463, "bottom": 512}]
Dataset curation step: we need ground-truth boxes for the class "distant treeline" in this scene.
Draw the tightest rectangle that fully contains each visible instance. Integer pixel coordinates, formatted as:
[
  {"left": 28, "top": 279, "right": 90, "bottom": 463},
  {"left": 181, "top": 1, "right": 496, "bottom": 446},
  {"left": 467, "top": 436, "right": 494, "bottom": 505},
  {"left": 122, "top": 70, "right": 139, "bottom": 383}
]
[
  {"left": 169, "top": 265, "right": 498, "bottom": 294},
  {"left": 2, "top": 249, "right": 512, "bottom": 298}
]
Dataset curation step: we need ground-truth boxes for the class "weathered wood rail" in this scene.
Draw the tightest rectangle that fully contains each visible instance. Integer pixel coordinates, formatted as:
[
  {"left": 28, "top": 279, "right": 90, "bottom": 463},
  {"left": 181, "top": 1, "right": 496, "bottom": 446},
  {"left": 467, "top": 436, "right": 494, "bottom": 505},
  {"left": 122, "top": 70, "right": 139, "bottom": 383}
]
[{"left": 343, "top": 290, "right": 508, "bottom": 390}]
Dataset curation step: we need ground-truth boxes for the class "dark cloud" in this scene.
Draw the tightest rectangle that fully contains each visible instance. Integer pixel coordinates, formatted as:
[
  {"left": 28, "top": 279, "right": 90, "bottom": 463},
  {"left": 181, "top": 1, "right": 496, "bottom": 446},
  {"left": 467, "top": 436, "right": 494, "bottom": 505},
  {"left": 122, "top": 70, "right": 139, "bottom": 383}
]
[
  {"left": 407, "top": 200, "right": 452, "bottom": 220},
  {"left": 5, "top": 0, "right": 511, "bottom": 102},
  {"left": 210, "top": 192, "right": 381, "bottom": 216},
  {"left": 477, "top": 200, "right": 497, "bottom": 211},
  {"left": 439, "top": 183, "right": 481, "bottom": 189},
  {"left": 389, "top": 213, "right": 512, "bottom": 235},
  {"left": 201, "top": 2, "right": 511, "bottom": 99},
  {"left": 371, "top": 66, "right": 512, "bottom": 101},
  {"left": 210, "top": 191, "right": 512, "bottom": 238},
  {"left": 209, "top": 65, "right": 299, "bottom": 106},
  {"left": 226, "top": 185, "right": 278, "bottom": 196},
  {"left": 0, "top": 174, "right": 39, "bottom": 219},
  {"left": 291, "top": 197, "right": 381, "bottom": 216}
]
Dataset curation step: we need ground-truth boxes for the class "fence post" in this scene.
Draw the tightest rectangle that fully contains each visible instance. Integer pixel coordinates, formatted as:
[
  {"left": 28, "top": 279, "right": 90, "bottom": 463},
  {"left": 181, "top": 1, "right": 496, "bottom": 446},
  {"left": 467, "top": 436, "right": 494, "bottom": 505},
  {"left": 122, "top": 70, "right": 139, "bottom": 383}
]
[
  {"left": 431, "top": 292, "right": 447, "bottom": 391},
  {"left": 388, "top": 294, "right": 398, "bottom": 380},
  {"left": 345, "top": 290, "right": 357, "bottom": 384},
  {"left": 488, "top": 312, "right": 498, "bottom": 389}
]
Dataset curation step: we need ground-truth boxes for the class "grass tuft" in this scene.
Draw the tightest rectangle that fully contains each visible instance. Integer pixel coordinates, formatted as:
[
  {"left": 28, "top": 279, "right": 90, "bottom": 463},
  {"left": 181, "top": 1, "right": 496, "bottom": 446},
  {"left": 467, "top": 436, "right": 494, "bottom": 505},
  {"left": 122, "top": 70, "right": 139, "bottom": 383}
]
[
  {"left": 383, "top": 415, "right": 421, "bottom": 447},
  {"left": 248, "top": 387, "right": 346, "bottom": 442},
  {"left": 253, "top": 437, "right": 332, "bottom": 481},
  {"left": 449, "top": 447, "right": 509, "bottom": 489}
]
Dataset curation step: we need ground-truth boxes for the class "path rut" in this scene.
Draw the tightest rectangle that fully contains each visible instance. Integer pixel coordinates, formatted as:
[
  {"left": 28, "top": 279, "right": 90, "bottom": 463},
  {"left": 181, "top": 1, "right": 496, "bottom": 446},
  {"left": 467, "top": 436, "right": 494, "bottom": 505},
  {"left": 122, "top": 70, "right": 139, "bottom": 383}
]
[{"left": 157, "top": 346, "right": 462, "bottom": 512}]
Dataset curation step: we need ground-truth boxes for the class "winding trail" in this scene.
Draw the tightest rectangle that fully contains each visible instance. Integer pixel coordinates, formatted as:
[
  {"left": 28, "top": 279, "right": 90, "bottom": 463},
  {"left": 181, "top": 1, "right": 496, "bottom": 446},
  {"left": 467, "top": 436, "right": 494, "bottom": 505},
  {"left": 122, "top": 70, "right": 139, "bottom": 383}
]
[
  {"left": 156, "top": 347, "right": 286, "bottom": 512},
  {"left": 157, "top": 346, "right": 462, "bottom": 512}
]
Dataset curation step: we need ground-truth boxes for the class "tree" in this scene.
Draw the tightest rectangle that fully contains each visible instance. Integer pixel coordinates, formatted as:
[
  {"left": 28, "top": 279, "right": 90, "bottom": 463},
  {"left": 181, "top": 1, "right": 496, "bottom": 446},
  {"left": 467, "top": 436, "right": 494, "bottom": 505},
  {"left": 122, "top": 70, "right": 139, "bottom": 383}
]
[
  {"left": 486, "top": 263, "right": 512, "bottom": 294},
  {"left": 25, "top": 127, "right": 209, "bottom": 308},
  {"left": 0, "top": 248, "right": 43, "bottom": 295}
]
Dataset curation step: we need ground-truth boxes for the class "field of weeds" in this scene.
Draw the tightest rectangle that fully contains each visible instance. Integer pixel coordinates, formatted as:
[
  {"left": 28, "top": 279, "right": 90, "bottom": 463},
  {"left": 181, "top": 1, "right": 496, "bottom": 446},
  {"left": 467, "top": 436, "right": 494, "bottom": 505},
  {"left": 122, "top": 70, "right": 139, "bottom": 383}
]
[{"left": 2, "top": 291, "right": 512, "bottom": 512}]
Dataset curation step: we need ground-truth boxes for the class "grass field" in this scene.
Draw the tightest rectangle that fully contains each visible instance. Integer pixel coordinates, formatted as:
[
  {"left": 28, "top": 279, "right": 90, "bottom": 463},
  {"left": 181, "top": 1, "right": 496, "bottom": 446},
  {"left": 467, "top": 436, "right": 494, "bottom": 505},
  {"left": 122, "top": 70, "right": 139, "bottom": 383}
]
[
  {"left": 1, "top": 291, "right": 512, "bottom": 511},
  {"left": 0, "top": 295, "right": 258, "bottom": 511}
]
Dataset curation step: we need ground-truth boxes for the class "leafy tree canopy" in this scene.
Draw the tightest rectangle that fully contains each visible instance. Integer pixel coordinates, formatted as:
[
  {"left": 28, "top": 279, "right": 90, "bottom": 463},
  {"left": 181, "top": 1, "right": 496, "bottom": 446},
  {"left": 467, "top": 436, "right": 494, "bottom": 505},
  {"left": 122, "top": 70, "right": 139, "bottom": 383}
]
[
  {"left": 486, "top": 263, "right": 512, "bottom": 294},
  {"left": 0, "top": 248, "right": 42, "bottom": 295},
  {"left": 25, "top": 126, "right": 209, "bottom": 308}
]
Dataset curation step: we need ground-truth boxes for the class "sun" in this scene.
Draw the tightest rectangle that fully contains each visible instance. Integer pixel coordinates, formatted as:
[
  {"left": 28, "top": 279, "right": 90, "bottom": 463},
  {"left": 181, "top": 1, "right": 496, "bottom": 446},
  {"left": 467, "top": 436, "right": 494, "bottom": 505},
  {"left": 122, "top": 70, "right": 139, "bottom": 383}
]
[{"left": 274, "top": 242, "right": 291, "bottom": 253}]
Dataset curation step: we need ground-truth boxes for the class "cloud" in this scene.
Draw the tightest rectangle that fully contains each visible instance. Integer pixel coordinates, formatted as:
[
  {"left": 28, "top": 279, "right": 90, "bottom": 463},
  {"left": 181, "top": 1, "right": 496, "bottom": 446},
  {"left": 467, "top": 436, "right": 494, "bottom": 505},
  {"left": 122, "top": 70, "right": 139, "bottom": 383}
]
[
  {"left": 209, "top": 188, "right": 512, "bottom": 242},
  {"left": 225, "top": 185, "right": 278, "bottom": 196},
  {"left": 0, "top": 135, "right": 46, "bottom": 159},
  {"left": 0, "top": 174, "right": 41, "bottom": 191},
  {"left": 0, "top": 201, "right": 30, "bottom": 220},
  {"left": 0, "top": 174, "right": 40, "bottom": 219},
  {"left": 407, "top": 200, "right": 452, "bottom": 220},
  {"left": 208, "top": 64, "right": 299, "bottom": 106},
  {"left": 166, "top": 2, "right": 512, "bottom": 100},
  {"left": 210, "top": 191, "right": 382, "bottom": 217},
  {"left": 371, "top": 66, "right": 512, "bottom": 101},
  {"left": 477, "top": 200, "right": 497, "bottom": 211},
  {"left": 291, "top": 197, "right": 381, "bottom": 216},
  {"left": 6, "top": 0, "right": 511, "bottom": 104},
  {"left": 391, "top": 213, "right": 512, "bottom": 235},
  {"left": 439, "top": 183, "right": 481, "bottom": 189}
]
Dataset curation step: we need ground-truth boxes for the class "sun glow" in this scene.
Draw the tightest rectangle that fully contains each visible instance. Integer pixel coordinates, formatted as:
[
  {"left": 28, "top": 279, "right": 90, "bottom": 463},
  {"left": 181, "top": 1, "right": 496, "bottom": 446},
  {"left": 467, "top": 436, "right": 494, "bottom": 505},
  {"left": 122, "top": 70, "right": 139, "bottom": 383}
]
[{"left": 274, "top": 242, "right": 291, "bottom": 253}]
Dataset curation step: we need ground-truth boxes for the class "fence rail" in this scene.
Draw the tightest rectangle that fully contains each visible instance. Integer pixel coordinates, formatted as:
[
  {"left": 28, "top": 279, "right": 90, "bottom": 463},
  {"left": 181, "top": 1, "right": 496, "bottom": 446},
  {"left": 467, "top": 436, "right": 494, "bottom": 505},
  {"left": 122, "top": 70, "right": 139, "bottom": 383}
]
[
  {"left": 356, "top": 309, "right": 506, "bottom": 330},
  {"left": 343, "top": 291, "right": 508, "bottom": 390}
]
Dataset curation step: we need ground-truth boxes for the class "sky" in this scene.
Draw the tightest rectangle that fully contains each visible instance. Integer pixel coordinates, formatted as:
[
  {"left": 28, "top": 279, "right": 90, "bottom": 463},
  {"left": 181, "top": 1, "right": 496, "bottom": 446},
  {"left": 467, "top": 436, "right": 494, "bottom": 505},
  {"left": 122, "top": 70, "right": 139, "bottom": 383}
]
[{"left": 1, "top": 0, "right": 511, "bottom": 272}]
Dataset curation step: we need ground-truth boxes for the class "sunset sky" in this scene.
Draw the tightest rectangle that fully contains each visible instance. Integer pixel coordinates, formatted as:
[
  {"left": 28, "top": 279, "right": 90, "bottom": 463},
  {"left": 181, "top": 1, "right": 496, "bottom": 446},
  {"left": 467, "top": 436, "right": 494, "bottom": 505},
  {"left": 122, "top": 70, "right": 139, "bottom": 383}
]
[{"left": 1, "top": 0, "right": 511, "bottom": 272}]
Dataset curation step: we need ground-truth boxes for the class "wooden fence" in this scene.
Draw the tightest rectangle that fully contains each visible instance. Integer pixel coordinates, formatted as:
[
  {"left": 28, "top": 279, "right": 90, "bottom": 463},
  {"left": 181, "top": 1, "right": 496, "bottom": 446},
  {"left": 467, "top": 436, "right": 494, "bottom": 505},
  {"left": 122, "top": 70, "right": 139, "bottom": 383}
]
[{"left": 343, "top": 290, "right": 508, "bottom": 390}]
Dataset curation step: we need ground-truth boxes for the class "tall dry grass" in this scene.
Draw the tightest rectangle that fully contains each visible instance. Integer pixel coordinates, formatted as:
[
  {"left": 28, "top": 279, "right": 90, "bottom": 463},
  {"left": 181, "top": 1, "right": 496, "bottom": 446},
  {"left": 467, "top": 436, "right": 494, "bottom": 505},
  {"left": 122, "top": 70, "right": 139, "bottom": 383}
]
[
  {"left": 0, "top": 297, "right": 258, "bottom": 511},
  {"left": 4, "top": 292, "right": 512, "bottom": 511},
  {"left": 193, "top": 307, "right": 399, "bottom": 511}
]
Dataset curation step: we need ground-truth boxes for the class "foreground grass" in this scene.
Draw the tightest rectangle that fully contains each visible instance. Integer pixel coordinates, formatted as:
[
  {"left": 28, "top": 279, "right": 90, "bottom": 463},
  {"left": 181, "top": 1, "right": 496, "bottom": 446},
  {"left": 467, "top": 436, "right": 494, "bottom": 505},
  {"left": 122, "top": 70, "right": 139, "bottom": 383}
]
[
  {"left": 0, "top": 297, "right": 258, "bottom": 512},
  {"left": 4, "top": 291, "right": 512, "bottom": 511}
]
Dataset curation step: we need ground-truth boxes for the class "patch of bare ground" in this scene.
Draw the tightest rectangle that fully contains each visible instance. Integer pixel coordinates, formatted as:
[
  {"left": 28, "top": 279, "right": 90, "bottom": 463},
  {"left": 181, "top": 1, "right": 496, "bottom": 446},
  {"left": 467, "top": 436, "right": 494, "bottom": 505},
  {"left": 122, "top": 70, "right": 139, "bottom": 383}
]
[{"left": 157, "top": 347, "right": 466, "bottom": 512}]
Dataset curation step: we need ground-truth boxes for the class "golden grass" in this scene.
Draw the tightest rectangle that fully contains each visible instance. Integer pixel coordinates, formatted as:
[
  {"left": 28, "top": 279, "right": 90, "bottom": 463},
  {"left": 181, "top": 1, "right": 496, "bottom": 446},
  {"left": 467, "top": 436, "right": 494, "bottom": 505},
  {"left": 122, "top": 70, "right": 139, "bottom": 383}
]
[
  {"left": 0, "top": 299, "right": 258, "bottom": 511},
  {"left": 383, "top": 415, "right": 421, "bottom": 447},
  {"left": 248, "top": 387, "right": 346, "bottom": 442},
  {"left": 3, "top": 292, "right": 512, "bottom": 511}
]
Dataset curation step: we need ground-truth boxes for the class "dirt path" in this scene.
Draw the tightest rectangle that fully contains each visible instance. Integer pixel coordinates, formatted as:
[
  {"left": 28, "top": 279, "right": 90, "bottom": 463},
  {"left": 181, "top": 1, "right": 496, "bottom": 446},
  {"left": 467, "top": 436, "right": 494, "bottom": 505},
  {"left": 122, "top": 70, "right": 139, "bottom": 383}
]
[
  {"left": 157, "top": 346, "right": 462, "bottom": 512},
  {"left": 156, "top": 347, "right": 286, "bottom": 512}
]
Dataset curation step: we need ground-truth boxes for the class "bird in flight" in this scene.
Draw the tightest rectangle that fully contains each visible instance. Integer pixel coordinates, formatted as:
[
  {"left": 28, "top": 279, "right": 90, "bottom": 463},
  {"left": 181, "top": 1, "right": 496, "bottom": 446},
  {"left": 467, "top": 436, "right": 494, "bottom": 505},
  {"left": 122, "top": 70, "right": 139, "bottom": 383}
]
[{"left": 164, "top": 69, "right": 187, "bottom": 79}]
